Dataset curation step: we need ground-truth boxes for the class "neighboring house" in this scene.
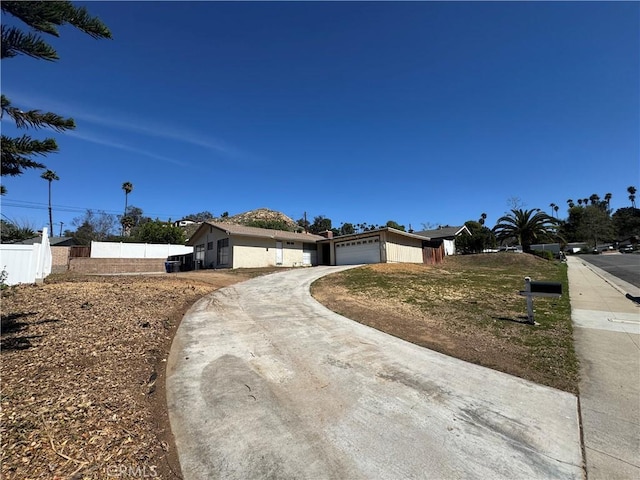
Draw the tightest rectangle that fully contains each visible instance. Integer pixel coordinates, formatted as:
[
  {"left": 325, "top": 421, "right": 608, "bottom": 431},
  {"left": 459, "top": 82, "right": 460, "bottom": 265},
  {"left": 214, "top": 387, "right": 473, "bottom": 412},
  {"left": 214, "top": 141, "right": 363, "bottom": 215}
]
[
  {"left": 11, "top": 236, "right": 79, "bottom": 246},
  {"left": 318, "top": 227, "right": 439, "bottom": 266},
  {"left": 174, "top": 218, "right": 197, "bottom": 228},
  {"left": 413, "top": 225, "right": 471, "bottom": 255},
  {"left": 187, "top": 222, "right": 325, "bottom": 268},
  {"left": 10, "top": 237, "right": 80, "bottom": 274}
]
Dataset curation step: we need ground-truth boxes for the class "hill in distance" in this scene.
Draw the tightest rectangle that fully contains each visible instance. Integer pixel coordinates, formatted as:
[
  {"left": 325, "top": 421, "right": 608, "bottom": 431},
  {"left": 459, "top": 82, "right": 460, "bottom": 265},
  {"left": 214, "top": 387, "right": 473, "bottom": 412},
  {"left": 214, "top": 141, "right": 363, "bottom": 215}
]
[
  {"left": 180, "top": 208, "right": 300, "bottom": 236},
  {"left": 219, "top": 208, "right": 300, "bottom": 231}
]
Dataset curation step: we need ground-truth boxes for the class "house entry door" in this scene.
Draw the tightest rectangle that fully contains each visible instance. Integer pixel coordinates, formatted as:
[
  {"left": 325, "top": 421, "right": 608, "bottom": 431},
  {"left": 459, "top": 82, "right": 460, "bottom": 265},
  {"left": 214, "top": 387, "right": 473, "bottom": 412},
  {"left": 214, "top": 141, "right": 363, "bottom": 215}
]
[{"left": 275, "top": 241, "right": 283, "bottom": 265}]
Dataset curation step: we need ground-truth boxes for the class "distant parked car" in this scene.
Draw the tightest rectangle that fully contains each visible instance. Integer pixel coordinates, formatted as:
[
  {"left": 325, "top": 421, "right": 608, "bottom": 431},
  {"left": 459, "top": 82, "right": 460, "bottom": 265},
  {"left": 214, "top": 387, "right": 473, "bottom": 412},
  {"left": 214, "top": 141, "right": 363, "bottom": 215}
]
[{"left": 619, "top": 245, "right": 634, "bottom": 253}]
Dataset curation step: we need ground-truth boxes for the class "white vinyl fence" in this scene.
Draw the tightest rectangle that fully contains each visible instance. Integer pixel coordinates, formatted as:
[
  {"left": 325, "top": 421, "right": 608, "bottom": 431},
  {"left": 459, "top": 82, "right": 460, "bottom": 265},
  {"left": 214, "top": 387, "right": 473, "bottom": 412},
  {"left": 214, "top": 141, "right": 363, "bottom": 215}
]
[
  {"left": 0, "top": 227, "right": 52, "bottom": 286},
  {"left": 90, "top": 241, "right": 193, "bottom": 259}
]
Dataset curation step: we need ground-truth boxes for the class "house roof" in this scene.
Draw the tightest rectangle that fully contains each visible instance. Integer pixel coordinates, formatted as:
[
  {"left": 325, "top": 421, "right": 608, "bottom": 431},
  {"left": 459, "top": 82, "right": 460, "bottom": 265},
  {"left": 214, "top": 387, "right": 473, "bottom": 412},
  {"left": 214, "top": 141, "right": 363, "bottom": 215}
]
[
  {"left": 413, "top": 226, "right": 470, "bottom": 239},
  {"left": 318, "top": 227, "right": 431, "bottom": 243},
  {"left": 10, "top": 236, "right": 78, "bottom": 246},
  {"left": 187, "top": 221, "right": 325, "bottom": 245}
]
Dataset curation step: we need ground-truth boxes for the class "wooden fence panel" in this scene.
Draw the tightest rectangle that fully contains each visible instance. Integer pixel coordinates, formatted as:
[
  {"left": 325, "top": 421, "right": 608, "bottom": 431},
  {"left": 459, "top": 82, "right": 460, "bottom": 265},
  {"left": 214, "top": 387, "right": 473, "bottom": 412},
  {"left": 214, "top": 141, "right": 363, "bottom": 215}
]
[
  {"left": 422, "top": 239, "right": 445, "bottom": 265},
  {"left": 69, "top": 245, "right": 91, "bottom": 258}
]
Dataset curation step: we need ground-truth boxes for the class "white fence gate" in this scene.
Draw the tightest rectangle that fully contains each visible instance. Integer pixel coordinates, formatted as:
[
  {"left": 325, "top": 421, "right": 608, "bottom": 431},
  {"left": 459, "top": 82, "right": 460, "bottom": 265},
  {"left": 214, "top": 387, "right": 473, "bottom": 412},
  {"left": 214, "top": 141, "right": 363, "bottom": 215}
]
[{"left": 0, "top": 228, "right": 52, "bottom": 286}]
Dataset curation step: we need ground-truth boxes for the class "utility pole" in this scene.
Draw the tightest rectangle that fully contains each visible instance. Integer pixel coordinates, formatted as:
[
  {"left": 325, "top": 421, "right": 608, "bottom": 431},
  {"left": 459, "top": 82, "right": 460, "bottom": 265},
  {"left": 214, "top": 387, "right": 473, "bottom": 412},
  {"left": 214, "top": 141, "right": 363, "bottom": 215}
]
[{"left": 59, "top": 221, "right": 64, "bottom": 237}]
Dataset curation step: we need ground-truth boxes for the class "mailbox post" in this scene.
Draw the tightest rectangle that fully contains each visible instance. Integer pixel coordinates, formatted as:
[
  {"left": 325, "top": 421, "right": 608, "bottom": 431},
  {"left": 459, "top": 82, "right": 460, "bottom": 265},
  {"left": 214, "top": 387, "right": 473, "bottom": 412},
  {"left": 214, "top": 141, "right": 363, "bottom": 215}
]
[{"left": 519, "top": 277, "right": 562, "bottom": 324}]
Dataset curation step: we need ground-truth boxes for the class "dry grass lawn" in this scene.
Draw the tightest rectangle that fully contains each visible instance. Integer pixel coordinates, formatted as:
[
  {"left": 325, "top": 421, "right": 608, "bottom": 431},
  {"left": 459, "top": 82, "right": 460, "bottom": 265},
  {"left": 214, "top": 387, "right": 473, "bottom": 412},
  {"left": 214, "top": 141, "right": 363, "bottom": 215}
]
[{"left": 312, "top": 253, "right": 579, "bottom": 394}]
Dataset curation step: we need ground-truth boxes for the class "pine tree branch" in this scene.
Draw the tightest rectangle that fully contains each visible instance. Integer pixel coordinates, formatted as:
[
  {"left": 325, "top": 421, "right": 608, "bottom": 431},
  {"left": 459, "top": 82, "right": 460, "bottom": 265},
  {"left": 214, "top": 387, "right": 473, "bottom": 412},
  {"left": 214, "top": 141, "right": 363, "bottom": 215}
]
[
  {"left": 1, "top": 1, "right": 111, "bottom": 40},
  {"left": 1, "top": 95, "right": 75, "bottom": 131},
  {"left": 1, "top": 134, "right": 58, "bottom": 176},
  {"left": 0, "top": 26, "right": 58, "bottom": 61},
  {"left": 0, "top": 1, "right": 62, "bottom": 36}
]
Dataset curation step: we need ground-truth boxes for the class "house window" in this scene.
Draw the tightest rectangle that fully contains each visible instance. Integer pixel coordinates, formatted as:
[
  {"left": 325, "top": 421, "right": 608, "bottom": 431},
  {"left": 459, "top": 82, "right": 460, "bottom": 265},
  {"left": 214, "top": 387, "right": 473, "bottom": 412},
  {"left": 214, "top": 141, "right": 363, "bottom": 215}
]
[
  {"left": 195, "top": 244, "right": 205, "bottom": 264},
  {"left": 207, "top": 241, "right": 213, "bottom": 250},
  {"left": 286, "top": 241, "right": 295, "bottom": 245},
  {"left": 217, "top": 238, "right": 229, "bottom": 266}
]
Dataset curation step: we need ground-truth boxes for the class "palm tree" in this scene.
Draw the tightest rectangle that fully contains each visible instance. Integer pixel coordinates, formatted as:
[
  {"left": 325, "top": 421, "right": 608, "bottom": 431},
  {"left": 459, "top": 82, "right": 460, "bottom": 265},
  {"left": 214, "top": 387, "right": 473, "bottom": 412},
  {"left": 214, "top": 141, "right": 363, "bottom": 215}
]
[
  {"left": 628, "top": 186, "right": 637, "bottom": 208},
  {"left": 577, "top": 199, "right": 583, "bottom": 206},
  {"left": 40, "top": 170, "right": 59, "bottom": 235},
  {"left": 554, "top": 205, "right": 559, "bottom": 217},
  {"left": 549, "top": 203, "right": 557, "bottom": 218},
  {"left": 604, "top": 193, "right": 612, "bottom": 211},
  {"left": 493, "top": 208, "right": 559, "bottom": 253},
  {"left": 479, "top": 213, "right": 487, "bottom": 226},
  {"left": 589, "top": 194, "right": 600, "bottom": 206},
  {"left": 567, "top": 199, "right": 575, "bottom": 208},
  {"left": 121, "top": 181, "right": 133, "bottom": 235}
]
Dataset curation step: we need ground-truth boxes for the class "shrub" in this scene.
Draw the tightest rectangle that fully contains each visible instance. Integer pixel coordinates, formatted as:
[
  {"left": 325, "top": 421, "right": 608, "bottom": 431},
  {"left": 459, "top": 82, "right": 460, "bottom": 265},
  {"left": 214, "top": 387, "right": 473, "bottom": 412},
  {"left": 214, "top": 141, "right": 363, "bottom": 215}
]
[{"left": 532, "top": 250, "right": 555, "bottom": 261}]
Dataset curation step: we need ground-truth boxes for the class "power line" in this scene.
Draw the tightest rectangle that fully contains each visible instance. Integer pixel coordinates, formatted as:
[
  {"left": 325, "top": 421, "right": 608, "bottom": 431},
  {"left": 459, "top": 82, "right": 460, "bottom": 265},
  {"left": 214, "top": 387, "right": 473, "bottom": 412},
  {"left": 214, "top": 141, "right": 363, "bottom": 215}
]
[{"left": 2, "top": 199, "right": 185, "bottom": 219}]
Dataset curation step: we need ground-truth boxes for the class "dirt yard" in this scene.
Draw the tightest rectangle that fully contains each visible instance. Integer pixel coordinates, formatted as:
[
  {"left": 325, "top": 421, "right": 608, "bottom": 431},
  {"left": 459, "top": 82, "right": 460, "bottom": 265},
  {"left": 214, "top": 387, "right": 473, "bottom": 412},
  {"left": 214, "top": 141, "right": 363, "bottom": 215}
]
[{"left": 0, "top": 269, "right": 277, "bottom": 480}]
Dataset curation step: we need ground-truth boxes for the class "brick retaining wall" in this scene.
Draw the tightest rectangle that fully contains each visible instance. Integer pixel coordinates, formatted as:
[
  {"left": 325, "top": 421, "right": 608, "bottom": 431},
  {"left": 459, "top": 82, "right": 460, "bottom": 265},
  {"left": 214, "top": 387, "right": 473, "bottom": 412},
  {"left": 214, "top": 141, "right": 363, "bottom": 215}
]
[
  {"left": 51, "top": 246, "right": 70, "bottom": 274},
  {"left": 68, "top": 258, "right": 165, "bottom": 274}
]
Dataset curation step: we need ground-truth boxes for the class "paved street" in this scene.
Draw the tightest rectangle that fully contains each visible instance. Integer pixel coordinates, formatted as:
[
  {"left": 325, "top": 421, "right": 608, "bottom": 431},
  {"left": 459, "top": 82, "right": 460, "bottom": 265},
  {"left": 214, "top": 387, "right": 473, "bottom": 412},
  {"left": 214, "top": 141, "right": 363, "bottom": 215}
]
[{"left": 579, "top": 253, "right": 640, "bottom": 288}]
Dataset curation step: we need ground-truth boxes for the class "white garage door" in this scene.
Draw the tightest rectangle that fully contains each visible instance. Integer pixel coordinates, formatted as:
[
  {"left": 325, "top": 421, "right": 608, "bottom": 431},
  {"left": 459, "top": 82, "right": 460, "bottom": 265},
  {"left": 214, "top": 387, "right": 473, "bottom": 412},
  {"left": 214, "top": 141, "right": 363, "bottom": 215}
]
[{"left": 335, "top": 236, "right": 381, "bottom": 265}]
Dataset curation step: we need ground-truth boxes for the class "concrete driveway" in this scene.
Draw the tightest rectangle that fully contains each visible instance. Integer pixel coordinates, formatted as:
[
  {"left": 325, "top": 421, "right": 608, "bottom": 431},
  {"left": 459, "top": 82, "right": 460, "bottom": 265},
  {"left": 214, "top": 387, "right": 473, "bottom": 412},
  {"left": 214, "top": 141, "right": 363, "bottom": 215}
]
[{"left": 167, "top": 266, "right": 583, "bottom": 479}]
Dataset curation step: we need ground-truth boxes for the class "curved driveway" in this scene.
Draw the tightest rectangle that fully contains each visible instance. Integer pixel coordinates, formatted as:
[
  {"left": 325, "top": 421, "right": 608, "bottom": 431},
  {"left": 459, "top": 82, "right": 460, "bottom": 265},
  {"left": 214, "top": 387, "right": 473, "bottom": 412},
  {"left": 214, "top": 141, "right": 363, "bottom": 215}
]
[{"left": 167, "top": 266, "right": 583, "bottom": 479}]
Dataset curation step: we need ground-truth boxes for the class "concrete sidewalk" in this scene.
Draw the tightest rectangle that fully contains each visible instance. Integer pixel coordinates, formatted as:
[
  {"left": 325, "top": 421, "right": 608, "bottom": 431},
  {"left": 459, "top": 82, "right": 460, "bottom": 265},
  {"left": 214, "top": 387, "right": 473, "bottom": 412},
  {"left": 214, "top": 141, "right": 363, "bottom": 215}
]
[
  {"left": 168, "top": 266, "right": 583, "bottom": 479},
  {"left": 567, "top": 257, "right": 640, "bottom": 479}
]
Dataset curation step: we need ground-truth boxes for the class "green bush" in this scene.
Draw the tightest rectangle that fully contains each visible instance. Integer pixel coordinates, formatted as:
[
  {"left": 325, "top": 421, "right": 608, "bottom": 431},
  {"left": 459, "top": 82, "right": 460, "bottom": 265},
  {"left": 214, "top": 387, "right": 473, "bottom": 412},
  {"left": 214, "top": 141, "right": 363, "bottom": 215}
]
[{"left": 532, "top": 250, "right": 555, "bottom": 261}]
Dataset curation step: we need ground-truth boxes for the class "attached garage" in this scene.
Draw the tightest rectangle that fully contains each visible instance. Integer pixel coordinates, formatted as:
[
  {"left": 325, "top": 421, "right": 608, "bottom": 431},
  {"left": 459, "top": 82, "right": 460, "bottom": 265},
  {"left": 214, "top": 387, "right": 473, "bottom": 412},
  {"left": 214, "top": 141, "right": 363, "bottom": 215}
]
[
  {"left": 335, "top": 236, "right": 381, "bottom": 265},
  {"left": 321, "top": 227, "right": 438, "bottom": 266}
]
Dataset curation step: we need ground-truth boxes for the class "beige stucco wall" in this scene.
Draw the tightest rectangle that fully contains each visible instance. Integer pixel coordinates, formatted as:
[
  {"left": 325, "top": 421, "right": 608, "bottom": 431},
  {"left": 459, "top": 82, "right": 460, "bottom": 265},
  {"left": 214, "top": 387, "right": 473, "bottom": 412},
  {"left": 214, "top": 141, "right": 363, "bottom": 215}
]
[
  {"left": 234, "top": 239, "right": 314, "bottom": 268},
  {"left": 190, "top": 225, "right": 317, "bottom": 269},
  {"left": 233, "top": 237, "right": 275, "bottom": 268},
  {"left": 190, "top": 225, "right": 228, "bottom": 268}
]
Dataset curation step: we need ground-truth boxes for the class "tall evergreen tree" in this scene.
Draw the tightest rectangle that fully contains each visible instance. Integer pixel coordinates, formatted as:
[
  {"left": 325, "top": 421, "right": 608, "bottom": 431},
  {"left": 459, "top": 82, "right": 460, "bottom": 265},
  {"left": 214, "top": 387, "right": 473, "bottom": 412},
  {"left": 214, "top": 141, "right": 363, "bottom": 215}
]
[{"left": 1, "top": 1, "right": 111, "bottom": 191}]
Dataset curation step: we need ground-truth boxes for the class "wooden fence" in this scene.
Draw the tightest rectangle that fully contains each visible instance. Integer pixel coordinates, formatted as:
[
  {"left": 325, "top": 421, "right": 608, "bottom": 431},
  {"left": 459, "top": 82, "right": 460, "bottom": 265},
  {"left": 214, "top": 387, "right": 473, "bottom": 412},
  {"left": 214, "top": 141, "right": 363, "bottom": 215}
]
[{"left": 422, "top": 240, "right": 445, "bottom": 265}]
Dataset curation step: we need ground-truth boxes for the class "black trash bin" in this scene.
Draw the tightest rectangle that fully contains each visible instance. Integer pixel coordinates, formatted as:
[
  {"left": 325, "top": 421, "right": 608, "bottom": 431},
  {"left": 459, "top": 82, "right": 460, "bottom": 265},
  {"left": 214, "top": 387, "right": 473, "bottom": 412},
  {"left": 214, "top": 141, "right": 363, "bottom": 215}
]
[{"left": 165, "top": 261, "right": 180, "bottom": 273}]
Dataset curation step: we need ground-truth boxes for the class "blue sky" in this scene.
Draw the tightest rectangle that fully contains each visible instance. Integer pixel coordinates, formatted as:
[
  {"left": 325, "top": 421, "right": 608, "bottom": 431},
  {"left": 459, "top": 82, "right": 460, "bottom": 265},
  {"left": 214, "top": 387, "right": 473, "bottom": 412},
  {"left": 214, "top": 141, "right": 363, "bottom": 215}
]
[{"left": 2, "top": 1, "right": 638, "bottom": 234}]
